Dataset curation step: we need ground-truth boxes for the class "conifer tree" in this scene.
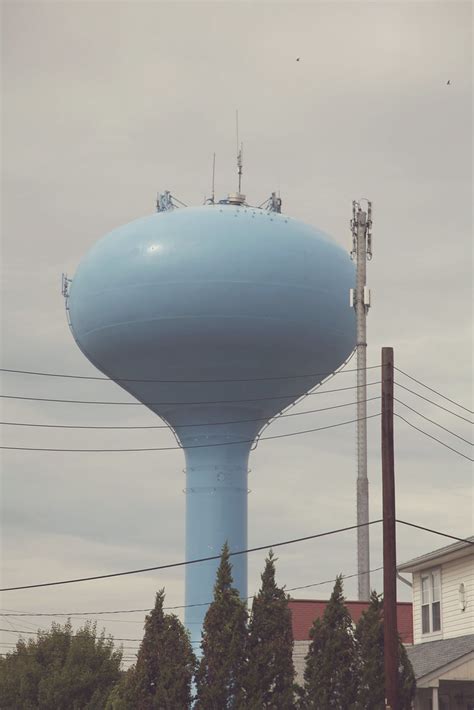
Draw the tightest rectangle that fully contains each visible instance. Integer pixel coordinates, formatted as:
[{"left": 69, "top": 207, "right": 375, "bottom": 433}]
[
  {"left": 245, "top": 551, "right": 295, "bottom": 709},
  {"left": 301, "top": 575, "right": 358, "bottom": 709},
  {"left": 195, "top": 542, "right": 248, "bottom": 710},
  {"left": 354, "top": 591, "right": 415, "bottom": 710},
  {"left": 114, "top": 589, "right": 195, "bottom": 709}
]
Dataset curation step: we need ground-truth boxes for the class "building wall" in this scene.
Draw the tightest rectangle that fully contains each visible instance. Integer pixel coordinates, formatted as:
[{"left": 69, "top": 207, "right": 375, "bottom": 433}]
[
  {"left": 441, "top": 658, "right": 474, "bottom": 681},
  {"left": 293, "top": 640, "right": 309, "bottom": 686},
  {"left": 415, "top": 681, "right": 474, "bottom": 710},
  {"left": 288, "top": 599, "right": 413, "bottom": 644},
  {"left": 412, "top": 553, "right": 474, "bottom": 644}
]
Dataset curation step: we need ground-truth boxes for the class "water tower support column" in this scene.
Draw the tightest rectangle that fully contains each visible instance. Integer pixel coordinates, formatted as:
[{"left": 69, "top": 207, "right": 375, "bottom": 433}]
[{"left": 181, "top": 436, "right": 250, "bottom": 647}]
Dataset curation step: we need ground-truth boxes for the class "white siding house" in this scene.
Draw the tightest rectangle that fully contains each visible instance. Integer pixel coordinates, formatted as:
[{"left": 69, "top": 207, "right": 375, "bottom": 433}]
[
  {"left": 408, "top": 546, "right": 473, "bottom": 645},
  {"left": 398, "top": 536, "right": 474, "bottom": 710}
]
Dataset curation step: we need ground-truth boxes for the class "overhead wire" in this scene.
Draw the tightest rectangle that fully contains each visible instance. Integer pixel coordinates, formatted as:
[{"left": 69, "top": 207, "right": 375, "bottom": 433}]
[
  {"left": 0, "top": 567, "right": 386, "bottom": 618},
  {"left": 0, "top": 525, "right": 468, "bottom": 655},
  {"left": 0, "top": 413, "right": 381, "bottom": 452},
  {"left": 0, "top": 380, "right": 382, "bottom": 407},
  {"left": 1, "top": 520, "right": 470, "bottom": 594},
  {"left": 0, "top": 397, "right": 380, "bottom": 430},
  {"left": 2, "top": 363, "right": 469, "bottom": 422},
  {"left": 396, "top": 520, "right": 474, "bottom": 544},
  {"left": 395, "top": 382, "right": 473, "bottom": 424},
  {"left": 0, "top": 614, "right": 44, "bottom": 634},
  {"left": 395, "top": 414, "right": 474, "bottom": 462},
  {"left": 3, "top": 398, "right": 469, "bottom": 459},
  {"left": 394, "top": 398, "right": 472, "bottom": 446},
  {"left": 0, "top": 363, "right": 380, "bottom": 384},
  {"left": 0, "top": 520, "right": 382, "bottom": 592},
  {"left": 0, "top": 628, "right": 156, "bottom": 643},
  {"left": 394, "top": 366, "right": 473, "bottom": 414},
  {"left": 0, "top": 566, "right": 406, "bottom": 649}
]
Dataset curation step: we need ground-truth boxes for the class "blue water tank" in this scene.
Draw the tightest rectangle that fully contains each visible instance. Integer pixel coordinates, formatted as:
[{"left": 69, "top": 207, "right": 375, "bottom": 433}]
[{"left": 68, "top": 204, "right": 355, "bottom": 645}]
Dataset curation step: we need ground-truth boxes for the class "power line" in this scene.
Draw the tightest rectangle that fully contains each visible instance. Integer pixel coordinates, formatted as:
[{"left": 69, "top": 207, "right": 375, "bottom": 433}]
[
  {"left": 394, "top": 367, "right": 473, "bottom": 414},
  {"left": 286, "top": 566, "right": 384, "bottom": 593},
  {"left": 395, "top": 382, "right": 473, "bottom": 424},
  {"left": 0, "top": 520, "right": 382, "bottom": 592},
  {"left": 394, "top": 398, "right": 472, "bottom": 446},
  {"left": 0, "top": 570, "right": 394, "bottom": 645},
  {"left": 2, "top": 363, "right": 469, "bottom": 422},
  {"left": 0, "top": 364, "right": 380, "bottom": 384},
  {"left": 0, "top": 567, "right": 385, "bottom": 618},
  {"left": 396, "top": 520, "right": 474, "bottom": 545},
  {"left": 395, "top": 414, "right": 474, "bottom": 462},
  {"left": 0, "top": 380, "right": 382, "bottom": 407},
  {"left": 1, "top": 519, "right": 469, "bottom": 594},
  {"left": 0, "top": 628, "right": 159, "bottom": 643},
  {"left": 0, "top": 652, "right": 138, "bottom": 660},
  {"left": 0, "top": 413, "right": 381, "bottom": 452},
  {"left": 0, "top": 397, "right": 380, "bottom": 430}
]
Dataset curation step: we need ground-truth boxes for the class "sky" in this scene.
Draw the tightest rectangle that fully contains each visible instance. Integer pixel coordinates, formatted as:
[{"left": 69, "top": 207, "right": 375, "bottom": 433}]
[{"left": 1, "top": 0, "right": 472, "bottom": 664}]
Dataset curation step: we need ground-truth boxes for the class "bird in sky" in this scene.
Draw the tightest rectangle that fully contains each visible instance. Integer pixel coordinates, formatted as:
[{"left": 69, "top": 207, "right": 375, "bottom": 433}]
[
  {"left": 296, "top": 57, "right": 300, "bottom": 62},
  {"left": 447, "top": 79, "right": 451, "bottom": 85}
]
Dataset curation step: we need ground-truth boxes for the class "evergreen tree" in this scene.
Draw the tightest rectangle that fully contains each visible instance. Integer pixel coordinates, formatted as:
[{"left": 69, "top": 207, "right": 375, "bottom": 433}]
[
  {"left": 105, "top": 669, "right": 133, "bottom": 710},
  {"left": 0, "top": 620, "right": 122, "bottom": 710},
  {"left": 301, "top": 575, "right": 358, "bottom": 709},
  {"left": 245, "top": 551, "right": 295, "bottom": 709},
  {"left": 354, "top": 591, "right": 416, "bottom": 710},
  {"left": 113, "top": 589, "right": 195, "bottom": 710},
  {"left": 195, "top": 542, "right": 248, "bottom": 710}
]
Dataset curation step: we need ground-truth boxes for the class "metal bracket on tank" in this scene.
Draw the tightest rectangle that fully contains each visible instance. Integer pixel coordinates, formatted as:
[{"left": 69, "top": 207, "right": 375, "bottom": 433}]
[
  {"left": 61, "top": 273, "right": 71, "bottom": 299},
  {"left": 156, "top": 191, "right": 174, "bottom": 212},
  {"left": 258, "top": 192, "right": 282, "bottom": 214},
  {"left": 156, "top": 191, "right": 188, "bottom": 212},
  {"left": 61, "top": 273, "right": 72, "bottom": 326}
]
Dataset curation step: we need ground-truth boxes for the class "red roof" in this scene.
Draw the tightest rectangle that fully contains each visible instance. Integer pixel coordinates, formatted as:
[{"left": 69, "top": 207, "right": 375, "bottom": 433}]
[{"left": 288, "top": 599, "right": 413, "bottom": 645}]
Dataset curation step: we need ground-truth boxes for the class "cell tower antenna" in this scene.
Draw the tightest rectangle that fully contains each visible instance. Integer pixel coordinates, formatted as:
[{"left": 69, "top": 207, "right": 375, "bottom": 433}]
[
  {"left": 349, "top": 198, "right": 373, "bottom": 601},
  {"left": 211, "top": 152, "right": 216, "bottom": 204},
  {"left": 236, "top": 109, "right": 243, "bottom": 194}
]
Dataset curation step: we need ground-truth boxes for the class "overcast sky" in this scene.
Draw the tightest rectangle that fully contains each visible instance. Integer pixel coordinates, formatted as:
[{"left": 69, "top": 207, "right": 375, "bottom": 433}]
[{"left": 1, "top": 0, "right": 472, "bottom": 662}]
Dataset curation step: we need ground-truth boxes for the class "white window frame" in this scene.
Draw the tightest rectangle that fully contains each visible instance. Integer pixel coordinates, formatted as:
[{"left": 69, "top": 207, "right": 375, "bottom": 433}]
[{"left": 420, "top": 568, "right": 442, "bottom": 636}]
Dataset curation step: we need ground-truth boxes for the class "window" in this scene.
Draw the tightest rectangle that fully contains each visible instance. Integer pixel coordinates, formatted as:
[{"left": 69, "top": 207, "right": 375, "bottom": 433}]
[{"left": 421, "top": 569, "right": 441, "bottom": 634}]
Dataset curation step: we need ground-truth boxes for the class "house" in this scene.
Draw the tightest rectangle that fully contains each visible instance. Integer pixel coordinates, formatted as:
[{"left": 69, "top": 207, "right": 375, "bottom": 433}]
[
  {"left": 288, "top": 598, "right": 413, "bottom": 684},
  {"left": 398, "top": 536, "right": 474, "bottom": 710}
]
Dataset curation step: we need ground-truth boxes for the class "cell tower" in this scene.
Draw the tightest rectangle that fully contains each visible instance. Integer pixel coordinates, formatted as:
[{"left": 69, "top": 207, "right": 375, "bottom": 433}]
[{"left": 350, "top": 199, "right": 373, "bottom": 601}]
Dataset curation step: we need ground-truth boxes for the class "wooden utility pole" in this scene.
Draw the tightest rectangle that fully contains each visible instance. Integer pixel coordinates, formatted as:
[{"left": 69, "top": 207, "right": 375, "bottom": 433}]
[{"left": 382, "top": 346, "right": 398, "bottom": 710}]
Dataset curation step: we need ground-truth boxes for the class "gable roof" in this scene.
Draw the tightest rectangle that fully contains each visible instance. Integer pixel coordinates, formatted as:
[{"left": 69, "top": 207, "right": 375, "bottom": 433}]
[
  {"left": 398, "top": 536, "right": 474, "bottom": 573},
  {"left": 288, "top": 599, "right": 413, "bottom": 644},
  {"left": 406, "top": 634, "right": 474, "bottom": 680}
]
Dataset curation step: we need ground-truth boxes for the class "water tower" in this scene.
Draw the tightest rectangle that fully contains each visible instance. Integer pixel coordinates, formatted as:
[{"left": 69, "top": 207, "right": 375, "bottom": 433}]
[{"left": 66, "top": 188, "right": 355, "bottom": 645}]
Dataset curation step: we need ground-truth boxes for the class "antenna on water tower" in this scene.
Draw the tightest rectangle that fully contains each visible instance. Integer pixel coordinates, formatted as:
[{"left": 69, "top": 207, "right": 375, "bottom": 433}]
[
  {"left": 211, "top": 152, "right": 216, "bottom": 204},
  {"left": 350, "top": 199, "right": 373, "bottom": 601},
  {"left": 236, "top": 109, "right": 243, "bottom": 194},
  {"left": 227, "top": 111, "right": 245, "bottom": 206}
]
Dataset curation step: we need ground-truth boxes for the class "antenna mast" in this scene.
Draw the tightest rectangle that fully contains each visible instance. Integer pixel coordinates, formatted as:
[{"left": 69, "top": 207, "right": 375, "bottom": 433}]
[
  {"left": 236, "top": 110, "right": 243, "bottom": 194},
  {"left": 350, "top": 199, "right": 373, "bottom": 601},
  {"left": 211, "top": 153, "right": 216, "bottom": 204}
]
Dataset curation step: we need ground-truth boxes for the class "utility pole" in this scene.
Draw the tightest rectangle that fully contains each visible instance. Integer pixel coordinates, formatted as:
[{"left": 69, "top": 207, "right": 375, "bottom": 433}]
[
  {"left": 382, "top": 346, "right": 398, "bottom": 710},
  {"left": 350, "top": 200, "right": 373, "bottom": 600}
]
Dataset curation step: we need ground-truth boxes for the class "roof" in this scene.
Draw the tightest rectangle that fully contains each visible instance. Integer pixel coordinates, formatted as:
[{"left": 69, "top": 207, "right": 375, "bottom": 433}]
[
  {"left": 406, "top": 634, "right": 474, "bottom": 680},
  {"left": 288, "top": 599, "right": 413, "bottom": 644},
  {"left": 398, "top": 536, "right": 474, "bottom": 573}
]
